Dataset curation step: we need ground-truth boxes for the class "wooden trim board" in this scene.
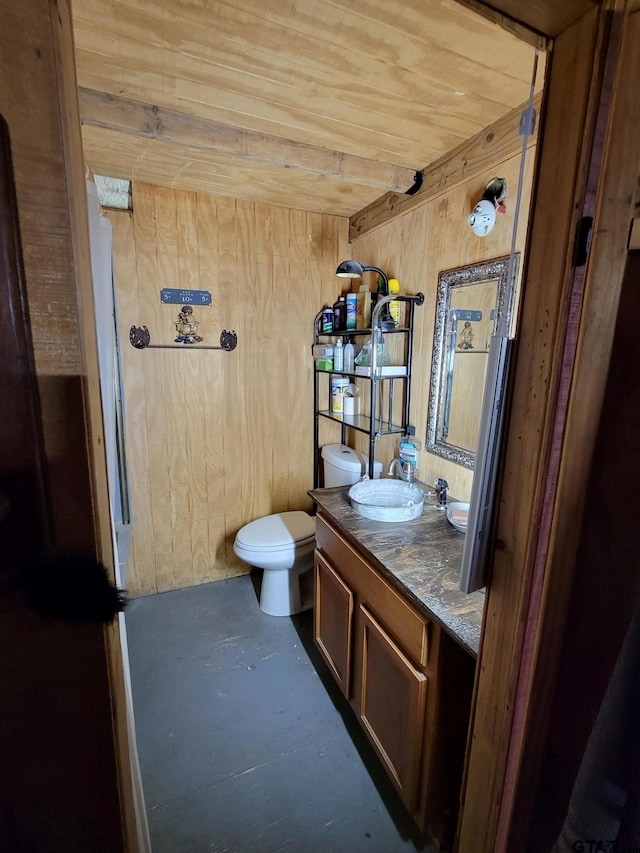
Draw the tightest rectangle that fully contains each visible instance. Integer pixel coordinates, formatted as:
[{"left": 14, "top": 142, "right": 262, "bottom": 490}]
[
  {"left": 349, "top": 94, "right": 541, "bottom": 242},
  {"left": 456, "top": 4, "right": 632, "bottom": 851},
  {"left": 495, "top": 6, "right": 640, "bottom": 849},
  {"left": 51, "top": 1, "right": 144, "bottom": 848}
]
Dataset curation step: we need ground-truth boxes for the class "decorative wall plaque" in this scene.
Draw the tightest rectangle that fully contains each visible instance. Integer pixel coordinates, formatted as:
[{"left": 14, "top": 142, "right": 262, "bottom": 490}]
[{"left": 160, "top": 288, "right": 211, "bottom": 306}]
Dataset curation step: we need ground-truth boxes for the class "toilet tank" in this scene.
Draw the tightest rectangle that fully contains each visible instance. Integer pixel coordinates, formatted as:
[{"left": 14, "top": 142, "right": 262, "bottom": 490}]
[{"left": 321, "top": 444, "right": 382, "bottom": 487}]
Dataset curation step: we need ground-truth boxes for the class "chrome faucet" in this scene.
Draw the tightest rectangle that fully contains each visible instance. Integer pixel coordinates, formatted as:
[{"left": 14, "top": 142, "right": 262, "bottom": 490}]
[
  {"left": 387, "top": 458, "right": 415, "bottom": 483},
  {"left": 434, "top": 478, "right": 449, "bottom": 507}
]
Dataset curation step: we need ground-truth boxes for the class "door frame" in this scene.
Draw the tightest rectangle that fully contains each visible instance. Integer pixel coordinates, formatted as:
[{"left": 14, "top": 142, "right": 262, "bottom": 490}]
[
  {"left": 458, "top": 2, "right": 640, "bottom": 850},
  {"left": 3, "top": 0, "right": 636, "bottom": 849}
]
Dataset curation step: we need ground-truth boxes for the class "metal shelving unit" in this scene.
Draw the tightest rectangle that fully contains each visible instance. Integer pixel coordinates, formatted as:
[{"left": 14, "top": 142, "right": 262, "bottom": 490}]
[{"left": 313, "top": 292, "right": 424, "bottom": 485}]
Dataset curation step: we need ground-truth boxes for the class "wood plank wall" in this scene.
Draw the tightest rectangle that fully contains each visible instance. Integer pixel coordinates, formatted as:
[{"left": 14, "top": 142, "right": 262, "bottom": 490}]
[
  {"left": 112, "top": 145, "right": 533, "bottom": 597},
  {"left": 110, "top": 186, "right": 348, "bottom": 597},
  {"left": 350, "top": 149, "right": 536, "bottom": 501}
]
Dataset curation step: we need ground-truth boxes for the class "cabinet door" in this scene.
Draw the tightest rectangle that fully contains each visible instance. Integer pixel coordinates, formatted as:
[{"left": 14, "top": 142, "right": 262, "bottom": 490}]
[
  {"left": 359, "top": 604, "right": 427, "bottom": 812},
  {"left": 314, "top": 551, "right": 354, "bottom": 699}
]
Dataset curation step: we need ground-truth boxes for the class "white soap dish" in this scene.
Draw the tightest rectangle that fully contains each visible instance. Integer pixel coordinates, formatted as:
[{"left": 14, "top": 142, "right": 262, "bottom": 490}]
[{"left": 446, "top": 501, "right": 469, "bottom": 533}]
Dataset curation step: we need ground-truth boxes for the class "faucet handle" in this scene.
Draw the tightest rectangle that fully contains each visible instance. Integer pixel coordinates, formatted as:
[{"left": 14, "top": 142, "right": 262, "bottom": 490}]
[{"left": 434, "top": 478, "right": 448, "bottom": 506}]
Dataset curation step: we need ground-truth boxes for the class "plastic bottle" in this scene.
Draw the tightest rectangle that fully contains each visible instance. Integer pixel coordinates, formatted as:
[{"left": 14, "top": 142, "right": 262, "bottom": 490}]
[
  {"left": 331, "top": 376, "right": 349, "bottom": 414},
  {"left": 377, "top": 277, "right": 391, "bottom": 324},
  {"left": 333, "top": 337, "right": 344, "bottom": 371},
  {"left": 354, "top": 339, "right": 371, "bottom": 367},
  {"left": 357, "top": 285, "right": 372, "bottom": 329},
  {"left": 373, "top": 327, "right": 388, "bottom": 366},
  {"left": 321, "top": 306, "right": 334, "bottom": 334},
  {"left": 326, "top": 344, "right": 334, "bottom": 370},
  {"left": 388, "top": 279, "right": 401, "bottom": 327},
  {"left": 333, "top": 296, "right": 347, "bottom": 332},
  {"left": 318, "top": 343, "right": 333, "bottom": 371},
  {"left": 343, "top": 338, "right": 355, "bottom": 373},
  {"left": 399, "top": 425, "right": 421, "bottom": 476},
  {"left": 346, "top": 292, "right": 357, "bottom": 330}
]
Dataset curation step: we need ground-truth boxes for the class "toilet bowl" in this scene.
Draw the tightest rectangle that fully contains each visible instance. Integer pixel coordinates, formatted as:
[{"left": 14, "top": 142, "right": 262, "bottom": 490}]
[
  {"left": 233, "top": 511, "right": 316, "bottom": 616},
  {"left": 234, "top": 444, "right": 381, "bottom": 617}
]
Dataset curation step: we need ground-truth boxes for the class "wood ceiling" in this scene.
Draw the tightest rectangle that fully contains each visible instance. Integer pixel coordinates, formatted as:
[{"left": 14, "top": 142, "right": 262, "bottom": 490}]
[{"left": 73, "top": 0, "right": 546, "bottom": 217}]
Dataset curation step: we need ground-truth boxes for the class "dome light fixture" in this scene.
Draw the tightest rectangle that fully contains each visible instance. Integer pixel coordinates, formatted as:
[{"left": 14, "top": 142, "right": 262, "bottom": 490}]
[
  {"left": 467, "top": 177, "right": 507, "bottom": 238},
  {"left": 468, "top": 199, "right": 497, "bottom": 237}
]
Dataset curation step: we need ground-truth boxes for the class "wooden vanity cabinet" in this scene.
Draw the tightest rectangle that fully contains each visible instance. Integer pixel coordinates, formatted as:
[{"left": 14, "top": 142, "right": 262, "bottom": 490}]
[
  {"left": 313, "top": 511, "right": 474, "bottom": 849},
  {"left": 314, "top": 551, "right": 354, "bottom": 698},
  {"left": 359, "top": 604, "right": 428, "bottom": 812}
]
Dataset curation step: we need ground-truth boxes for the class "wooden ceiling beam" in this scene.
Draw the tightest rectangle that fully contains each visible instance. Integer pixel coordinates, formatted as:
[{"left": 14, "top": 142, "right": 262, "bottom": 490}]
[
  {"left": 78, "top": 87, "right": 419, "bottom": 194},
  {"left": 452, "top": 0, "right": 595, "bottom": 41},
  {"left": 451, "top": 0, "right": 548, "bottom": 46},
  {"left": 349, "top": 92, "right": 542, "bottom": 242}
]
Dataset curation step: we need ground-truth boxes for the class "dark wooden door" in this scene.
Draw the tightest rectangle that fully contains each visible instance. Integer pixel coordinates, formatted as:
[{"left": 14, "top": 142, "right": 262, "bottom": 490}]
[
  {"left": 0, "top": 118, "right": 51, "bottom": 585},
  {"left": 0, "top": 111, "right": 53, "bottom": 849},
  {"left": 0, "top": 114, "right": 124, "bottom": 852}
]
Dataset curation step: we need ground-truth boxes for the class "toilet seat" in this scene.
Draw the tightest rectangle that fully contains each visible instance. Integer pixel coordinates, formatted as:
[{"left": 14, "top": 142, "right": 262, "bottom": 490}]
[
  {"left": 235, "top": 511, "right": 315, "bottom": 553},
  {"left": 233, "top": 511, "right": 316, "bottom": 616}
]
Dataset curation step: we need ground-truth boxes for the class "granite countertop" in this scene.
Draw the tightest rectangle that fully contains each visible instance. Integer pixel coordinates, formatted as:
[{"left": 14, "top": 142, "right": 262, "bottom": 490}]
[{"left": 308, "top": 485, "right": 485, "bottom": 658}]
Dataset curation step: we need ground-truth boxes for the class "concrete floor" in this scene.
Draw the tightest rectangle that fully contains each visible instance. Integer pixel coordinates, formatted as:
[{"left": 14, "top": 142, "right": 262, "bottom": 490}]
[{"left": 125, "top": 574, "right": 435, "bottom": 853}]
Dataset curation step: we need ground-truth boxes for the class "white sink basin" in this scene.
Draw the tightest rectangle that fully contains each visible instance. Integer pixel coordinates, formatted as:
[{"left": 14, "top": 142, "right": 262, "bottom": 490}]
[{"left": 347, "top": 479, "right": 425, "bottom": 522}]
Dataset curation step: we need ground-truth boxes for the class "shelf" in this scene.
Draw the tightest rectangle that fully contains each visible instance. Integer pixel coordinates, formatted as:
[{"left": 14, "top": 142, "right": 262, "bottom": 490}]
[
  {"left": 317, "top": 410, "right": 405, "bottom": 435},
  {"left": 313, "top": 291, "right": 423, "bottom": 487},
  {"left": 317, "top": 327, "right": 410, "bottom": 337},
  {"left": 354, "top": 365, "right": 407, "bottom": 378},
  {"left": 316, "top": 367, "right": 408, "bottom": 379}
]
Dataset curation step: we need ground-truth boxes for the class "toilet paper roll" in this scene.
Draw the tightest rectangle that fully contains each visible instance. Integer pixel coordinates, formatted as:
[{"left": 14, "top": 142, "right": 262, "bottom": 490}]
[{"left": 343, "top": 396, "right": 360, "bottom": 416}]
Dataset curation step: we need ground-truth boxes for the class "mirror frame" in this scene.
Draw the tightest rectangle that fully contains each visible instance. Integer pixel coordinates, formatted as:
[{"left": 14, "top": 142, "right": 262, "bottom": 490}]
[{"left": 426, "top": 254, "right": 519, "bottom": 469}]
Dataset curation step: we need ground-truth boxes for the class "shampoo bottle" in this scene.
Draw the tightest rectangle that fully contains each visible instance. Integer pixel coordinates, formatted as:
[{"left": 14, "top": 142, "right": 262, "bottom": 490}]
[{"left": 343, "top": 338, "right": 355, "bottom": 373}]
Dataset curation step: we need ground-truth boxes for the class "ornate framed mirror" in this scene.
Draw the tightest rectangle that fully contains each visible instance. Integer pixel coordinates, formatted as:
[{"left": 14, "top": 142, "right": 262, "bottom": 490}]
[{"left": 426, "top": 255, "right": 519, "bottom": 469}]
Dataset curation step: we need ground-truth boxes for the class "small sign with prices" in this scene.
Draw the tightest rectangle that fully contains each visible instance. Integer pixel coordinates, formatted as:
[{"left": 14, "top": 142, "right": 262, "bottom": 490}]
[
  {"left": 451, "top": 309, "right": 482, "bottom": 323},
  {"left": 160, "top": 288, "right": 211, "bottom": 306}
]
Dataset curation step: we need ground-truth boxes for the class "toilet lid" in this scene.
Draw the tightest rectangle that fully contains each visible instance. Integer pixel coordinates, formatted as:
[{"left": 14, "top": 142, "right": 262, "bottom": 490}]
[{"left": 235, "top": 511, "right": 316, "bottom": 552}]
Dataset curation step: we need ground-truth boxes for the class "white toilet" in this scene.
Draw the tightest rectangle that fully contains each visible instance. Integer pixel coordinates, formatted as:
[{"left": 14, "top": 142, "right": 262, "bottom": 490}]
[
  {"left": 233, "top": 444, "right": 381, "bottom": 616},
  {"left": 234, "top": 511, "right": 316, "bottom": 616},
  {"left": 320, "top": 443, "right": 382, "bottom": 486}
]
